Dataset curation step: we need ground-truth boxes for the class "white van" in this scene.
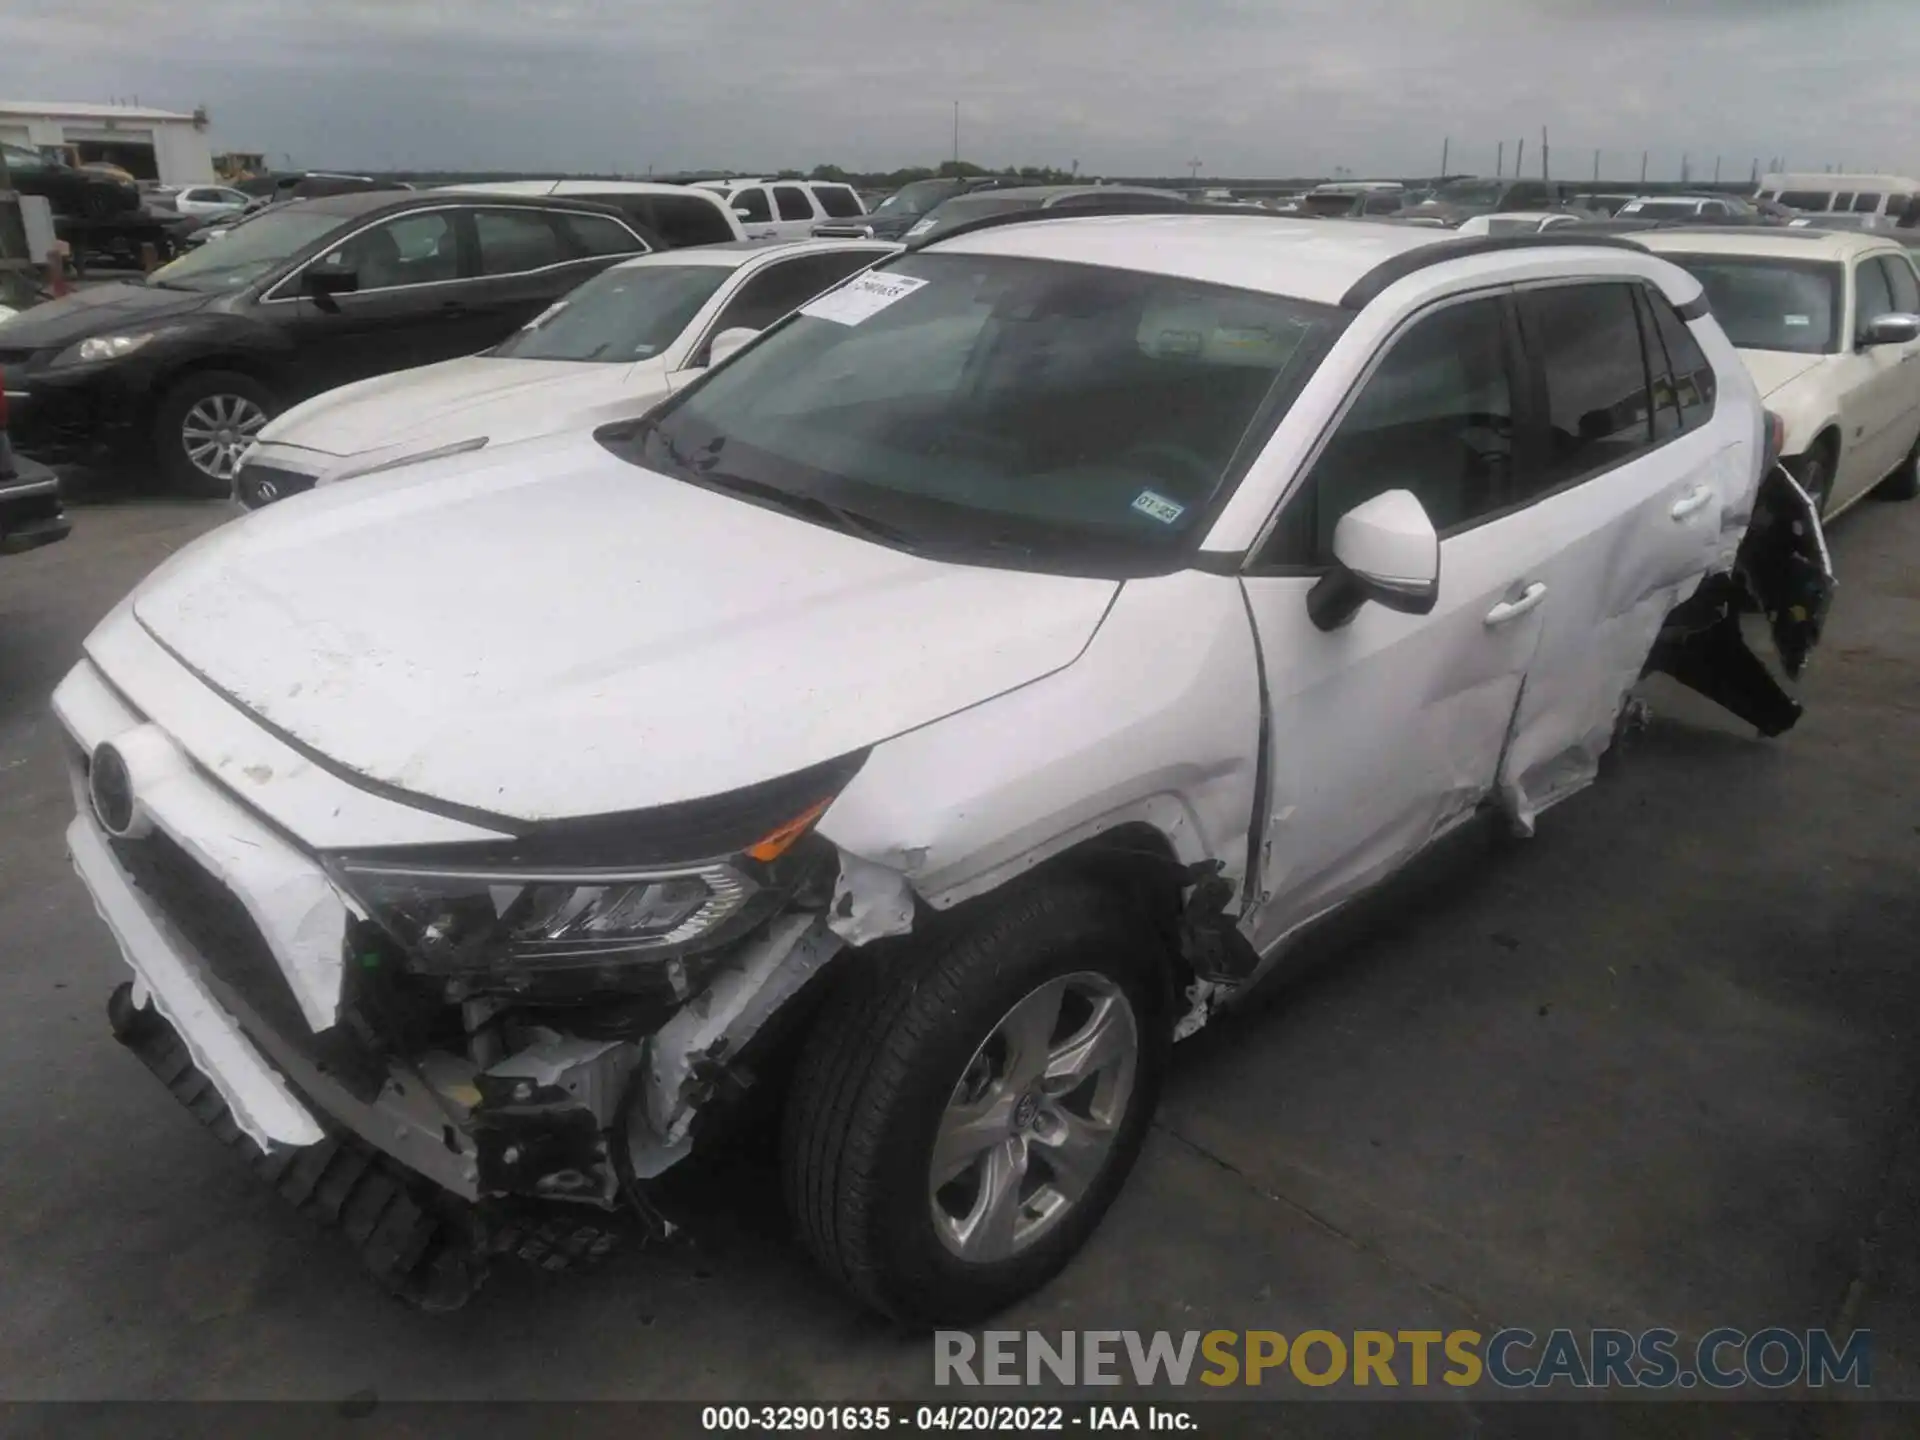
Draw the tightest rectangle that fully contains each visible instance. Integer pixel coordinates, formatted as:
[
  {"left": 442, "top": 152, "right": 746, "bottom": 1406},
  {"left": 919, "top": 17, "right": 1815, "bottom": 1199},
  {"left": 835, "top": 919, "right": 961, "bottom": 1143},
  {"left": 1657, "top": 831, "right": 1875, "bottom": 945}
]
[{"left": 1757, "top": 172, "right": 1920, "bottom": 223}]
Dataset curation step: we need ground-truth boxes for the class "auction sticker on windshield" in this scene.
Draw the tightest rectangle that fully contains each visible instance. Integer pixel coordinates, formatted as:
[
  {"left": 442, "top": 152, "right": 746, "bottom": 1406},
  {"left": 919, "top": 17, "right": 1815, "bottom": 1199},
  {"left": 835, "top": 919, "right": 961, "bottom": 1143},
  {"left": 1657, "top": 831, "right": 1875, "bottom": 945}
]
[
  {"left": 802, "top": 272, "right": 929, "bottom": 325},
  {"left": 1132, "top": 489, "right": 1186, "bottom": 524}
]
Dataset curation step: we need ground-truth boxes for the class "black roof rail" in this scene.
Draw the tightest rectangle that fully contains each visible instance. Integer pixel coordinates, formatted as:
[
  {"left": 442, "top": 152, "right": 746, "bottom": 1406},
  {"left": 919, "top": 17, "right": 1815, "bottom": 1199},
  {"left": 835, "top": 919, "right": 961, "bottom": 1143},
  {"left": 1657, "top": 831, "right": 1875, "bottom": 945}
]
[
  {"left": 905, "top": 200, "right": 1293, "bottom": 252},
  {"left": 1338, "top": 231, "right": 1663, "bottom": 309}
]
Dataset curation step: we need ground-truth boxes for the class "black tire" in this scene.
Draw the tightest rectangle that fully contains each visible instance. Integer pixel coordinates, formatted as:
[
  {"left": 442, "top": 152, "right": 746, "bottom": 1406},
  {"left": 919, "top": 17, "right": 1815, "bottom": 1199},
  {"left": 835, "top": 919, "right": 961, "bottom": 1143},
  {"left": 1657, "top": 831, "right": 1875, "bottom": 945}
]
[
  {"left": 782, "top": 879, "right": 1171, "bottom": 1327},
  {"left": 1875, "top": 434, "right": 1920, "bottom": 502},
  {"left": 1786, "top": 444, "right": 1835, "bottom": 519},
  {"left": 151, "top": 370, "right": 276, "bottom": 498}
]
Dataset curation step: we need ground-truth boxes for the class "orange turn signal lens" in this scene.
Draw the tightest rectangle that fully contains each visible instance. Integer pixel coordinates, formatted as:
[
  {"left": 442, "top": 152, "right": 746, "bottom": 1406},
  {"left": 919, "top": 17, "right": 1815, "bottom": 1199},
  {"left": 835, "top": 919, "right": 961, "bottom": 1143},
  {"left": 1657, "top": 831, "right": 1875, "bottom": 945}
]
[{"left": 745, "top": 797, "right": 834, "bottom": 863}]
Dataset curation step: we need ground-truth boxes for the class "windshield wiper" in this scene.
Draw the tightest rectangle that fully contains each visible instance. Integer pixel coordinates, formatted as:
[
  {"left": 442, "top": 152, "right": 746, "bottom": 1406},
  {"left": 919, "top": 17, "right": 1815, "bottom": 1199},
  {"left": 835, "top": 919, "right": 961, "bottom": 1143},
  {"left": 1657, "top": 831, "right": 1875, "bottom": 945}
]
[{"left": 697, "top": 468, "right": 923, "bottom": 550}]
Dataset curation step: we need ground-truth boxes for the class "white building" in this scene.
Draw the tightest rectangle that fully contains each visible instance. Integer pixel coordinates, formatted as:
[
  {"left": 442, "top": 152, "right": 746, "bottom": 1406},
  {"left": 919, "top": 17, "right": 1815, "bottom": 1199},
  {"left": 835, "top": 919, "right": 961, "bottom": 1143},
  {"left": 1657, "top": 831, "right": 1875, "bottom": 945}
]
[{"left": 0, "top": 101, "right": 217, "bottom": 185}]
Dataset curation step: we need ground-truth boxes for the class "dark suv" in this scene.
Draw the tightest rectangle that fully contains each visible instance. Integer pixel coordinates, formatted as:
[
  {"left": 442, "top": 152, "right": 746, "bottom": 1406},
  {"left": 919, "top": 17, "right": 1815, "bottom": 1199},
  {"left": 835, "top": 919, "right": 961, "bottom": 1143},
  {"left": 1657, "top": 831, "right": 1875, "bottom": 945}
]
[
  {"left": 0, "top": 191, "right": 654, "bottom": 493},
  {"left": 0, "top": 381, "right": 69, "bottom": 556}
]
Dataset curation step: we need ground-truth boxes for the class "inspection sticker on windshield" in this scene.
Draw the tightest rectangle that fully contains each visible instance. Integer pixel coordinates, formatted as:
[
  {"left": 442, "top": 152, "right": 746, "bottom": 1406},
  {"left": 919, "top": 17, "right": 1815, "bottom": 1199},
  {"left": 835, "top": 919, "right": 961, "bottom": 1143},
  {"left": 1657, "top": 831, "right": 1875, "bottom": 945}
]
[
  {"left": 1784, "top": 314, "right": 1812, "bottom": 327},
  {"left": 1131, "top": 489, "right": 1186, "bottom": 524},
  {"left": 802, "top": 272, "right": 929, "bottom": 326}
]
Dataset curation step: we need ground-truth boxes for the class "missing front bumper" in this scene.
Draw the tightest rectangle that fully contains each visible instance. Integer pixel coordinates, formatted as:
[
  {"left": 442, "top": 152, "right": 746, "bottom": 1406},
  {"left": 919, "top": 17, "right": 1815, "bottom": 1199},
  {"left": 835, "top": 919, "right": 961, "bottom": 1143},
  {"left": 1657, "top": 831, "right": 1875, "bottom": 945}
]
[{"left": 108, "top": 981, "right": 642, "bottom": 1309}]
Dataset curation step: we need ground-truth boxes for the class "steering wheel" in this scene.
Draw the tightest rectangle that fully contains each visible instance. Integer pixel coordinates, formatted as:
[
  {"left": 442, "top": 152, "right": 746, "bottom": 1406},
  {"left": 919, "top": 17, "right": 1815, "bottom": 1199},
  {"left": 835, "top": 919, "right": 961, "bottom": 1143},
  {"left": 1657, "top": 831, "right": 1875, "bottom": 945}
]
[{"left": 1119, "top": 440, "right": 1216, "bottom": 492}]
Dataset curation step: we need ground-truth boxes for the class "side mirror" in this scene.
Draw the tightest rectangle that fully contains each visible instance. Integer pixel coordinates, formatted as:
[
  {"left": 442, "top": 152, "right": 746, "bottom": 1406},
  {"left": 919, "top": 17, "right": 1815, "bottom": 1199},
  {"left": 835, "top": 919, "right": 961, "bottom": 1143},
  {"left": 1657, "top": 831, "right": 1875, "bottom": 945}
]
[
  {"left": 703, "top": 326, "right": 759, "bottom": 368},
  {"left": 1307, "top": 489, "right": 1441, "bottom": 631},
  {"left": 733, "top": 206, "right": 754, "bottom": 221},
  {"left": 1861, "top": 312, "right": 1920, "bottom": 347},
  {"left": 302, "top": 261, "right": 359, "bottom": 313}
]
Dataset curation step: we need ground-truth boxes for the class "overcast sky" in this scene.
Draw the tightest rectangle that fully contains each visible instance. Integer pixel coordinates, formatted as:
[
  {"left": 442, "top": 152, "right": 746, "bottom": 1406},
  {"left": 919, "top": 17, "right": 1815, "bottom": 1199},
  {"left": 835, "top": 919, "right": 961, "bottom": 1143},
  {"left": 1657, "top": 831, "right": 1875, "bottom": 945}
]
[{"left": 0, "top": 0, "right": 1908, "bottom": 179}]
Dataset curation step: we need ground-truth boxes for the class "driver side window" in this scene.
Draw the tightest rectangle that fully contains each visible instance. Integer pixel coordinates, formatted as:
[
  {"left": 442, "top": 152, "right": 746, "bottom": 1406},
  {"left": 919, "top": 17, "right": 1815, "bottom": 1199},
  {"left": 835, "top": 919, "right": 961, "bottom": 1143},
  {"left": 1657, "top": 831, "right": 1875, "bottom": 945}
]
[
  {"left": 1261, "top": 296, "right": 1516, "bottom": 566},
  {"left": 323, "top": 211, "right": 460, "bottom": 290},
  {"left": 732, "top": 187, "right": 772, "bottom": 223}
]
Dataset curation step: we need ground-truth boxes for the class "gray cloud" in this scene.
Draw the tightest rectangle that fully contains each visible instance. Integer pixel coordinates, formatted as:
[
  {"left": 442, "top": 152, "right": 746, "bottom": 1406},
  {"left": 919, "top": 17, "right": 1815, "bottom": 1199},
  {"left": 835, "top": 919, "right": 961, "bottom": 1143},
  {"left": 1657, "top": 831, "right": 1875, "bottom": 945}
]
[{"left": 0, "top": 0, "right": 1908, "bottom": 178}]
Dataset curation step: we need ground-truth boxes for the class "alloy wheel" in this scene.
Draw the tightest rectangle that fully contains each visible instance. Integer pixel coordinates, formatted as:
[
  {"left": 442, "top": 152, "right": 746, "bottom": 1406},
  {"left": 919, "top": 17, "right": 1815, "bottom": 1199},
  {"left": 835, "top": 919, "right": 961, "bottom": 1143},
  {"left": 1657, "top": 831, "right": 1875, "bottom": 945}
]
[
  {"left": 180, "top": 394, "right": 270, "bottom": 481},
  {"left": 928, "top": 971, "right": 1139, "bottom": 1263}
]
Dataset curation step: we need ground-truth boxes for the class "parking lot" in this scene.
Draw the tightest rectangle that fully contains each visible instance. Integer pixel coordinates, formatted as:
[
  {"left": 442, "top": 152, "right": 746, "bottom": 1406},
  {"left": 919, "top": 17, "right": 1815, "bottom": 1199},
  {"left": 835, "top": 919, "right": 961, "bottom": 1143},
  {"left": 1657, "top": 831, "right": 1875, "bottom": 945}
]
[{"left": 0, "top": 488, "right": 1913, "bottom": 1419}]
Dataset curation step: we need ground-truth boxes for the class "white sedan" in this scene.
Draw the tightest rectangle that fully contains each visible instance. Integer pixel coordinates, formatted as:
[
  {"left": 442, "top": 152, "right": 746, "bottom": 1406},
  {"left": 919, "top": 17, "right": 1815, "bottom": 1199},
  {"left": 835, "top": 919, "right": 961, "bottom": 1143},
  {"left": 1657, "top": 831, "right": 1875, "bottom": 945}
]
[
  {"left": 1638, "top": 228, "right": 1920, "bottom": 515},
  {"left": 234, "top": 237, "right": 896, "bottom": 508}
]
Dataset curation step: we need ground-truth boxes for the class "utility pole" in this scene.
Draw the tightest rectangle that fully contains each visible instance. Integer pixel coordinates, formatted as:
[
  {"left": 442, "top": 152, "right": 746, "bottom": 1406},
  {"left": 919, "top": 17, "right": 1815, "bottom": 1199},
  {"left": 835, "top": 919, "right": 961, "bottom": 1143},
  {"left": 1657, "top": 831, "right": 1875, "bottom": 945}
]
[
  {"left": 1440, "top": 136, "right": 1449, "bottom": 176},
  {"left": 1515, "top": 136, "right": 1525, "bottom": 179},
  {"left": 952, "top": 101, "right": 959, "bottom": 166},
  {"left": 1497, "top": 141, "right": 1505, "bottom": 177},
  {"left": 1713, "top": 155, "right": 1721, "bottom": 183},
  {"left": 1541, "top": 126, "right": 1549, "bottom": 180},
  {"left": 1641, "top": 150, "right": 1649, "bottom": 184},
  {"left": 1188, "top": 157, "right": 1204, "bottom": 182},
  {"left": 1593, "top": 148, "right": 1601, "bottom": 182},
  {"left": 1681, "top": 152, "right": 1690, "bottom": 183}
]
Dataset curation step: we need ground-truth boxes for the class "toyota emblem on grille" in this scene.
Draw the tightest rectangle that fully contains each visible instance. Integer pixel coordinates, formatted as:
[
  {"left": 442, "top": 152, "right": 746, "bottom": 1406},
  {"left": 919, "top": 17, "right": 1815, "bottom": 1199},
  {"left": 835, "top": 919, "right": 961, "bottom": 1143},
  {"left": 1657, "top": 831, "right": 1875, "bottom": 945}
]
[{"left": 89, "top": 743, "right": 137, "bottom": 836}]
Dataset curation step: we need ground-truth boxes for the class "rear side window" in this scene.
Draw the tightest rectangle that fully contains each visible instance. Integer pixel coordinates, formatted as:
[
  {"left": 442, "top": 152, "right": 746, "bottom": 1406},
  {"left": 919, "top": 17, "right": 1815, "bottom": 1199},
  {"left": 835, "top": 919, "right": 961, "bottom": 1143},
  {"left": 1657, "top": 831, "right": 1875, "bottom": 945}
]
[
  {"left": 1269, "top": 295, "right": 1517, "bottom": 562},
  {"left": 814, "top": 186, "right": 862, "bottom": 219},
  {"left": 649, "top": 195, "right": 736, "bottom": 247},
  {"left": 1780, "top": 190, "right": 1829, "bottom": 211},
  {"left": 1854, "top": 192, "right": 1885, "bottom": 214},
  {"left": 1879, "top": 254, "right": 1920, "bottom": 314},
  {"left": 1519, "top": 283, "right": 1654, "bottom": 492},
  {"left": 773, "top": 185, "right": 814, "bottom": 221},
  {"left": 732, "top": 187, "right": 771, "bottom": 223},
  {"left": 556, "top": 211, "right": 646, "bottom": 257},
  {"left": 474, "top": 209, "right": 564, "bottom": 275},
  {"left": 1635, "top": 285, "right": 1718, "bottom": 437},
  {"left": 1645, "top": 287, "right": 1717, "bottom": 431}
]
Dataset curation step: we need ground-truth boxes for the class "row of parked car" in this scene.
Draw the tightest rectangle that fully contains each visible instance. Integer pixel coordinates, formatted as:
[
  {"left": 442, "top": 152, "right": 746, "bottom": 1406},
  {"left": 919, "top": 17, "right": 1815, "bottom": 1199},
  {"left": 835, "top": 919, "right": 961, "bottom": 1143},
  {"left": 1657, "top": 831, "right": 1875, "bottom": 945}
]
[{"left": 31, "top": 180, "right": 1918, "bottom": 1326}]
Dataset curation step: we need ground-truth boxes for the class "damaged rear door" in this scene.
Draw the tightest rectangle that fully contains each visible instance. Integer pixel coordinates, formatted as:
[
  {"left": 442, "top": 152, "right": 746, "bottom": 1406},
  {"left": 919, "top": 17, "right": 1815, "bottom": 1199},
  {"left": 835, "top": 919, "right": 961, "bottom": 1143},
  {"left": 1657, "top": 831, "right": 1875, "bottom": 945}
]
[{"left": 1493, "top": 281, "right": 1737, "bottom": 828}]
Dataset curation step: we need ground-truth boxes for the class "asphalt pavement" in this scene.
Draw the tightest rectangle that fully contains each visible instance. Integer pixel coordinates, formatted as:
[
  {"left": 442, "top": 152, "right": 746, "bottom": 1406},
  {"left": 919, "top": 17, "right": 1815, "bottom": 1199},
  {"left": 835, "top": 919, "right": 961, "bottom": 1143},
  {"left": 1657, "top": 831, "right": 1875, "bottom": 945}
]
[{"left": 0, "top": 491, "right": 1916, "bottom": 1429}]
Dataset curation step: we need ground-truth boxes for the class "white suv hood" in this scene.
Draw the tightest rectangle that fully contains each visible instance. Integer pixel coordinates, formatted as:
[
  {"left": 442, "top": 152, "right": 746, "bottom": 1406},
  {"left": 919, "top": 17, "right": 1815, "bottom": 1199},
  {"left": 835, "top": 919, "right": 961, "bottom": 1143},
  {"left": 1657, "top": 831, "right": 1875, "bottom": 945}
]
[
  {"left": 127, "top": 433, "right": 1119, "bottom": 823},
  {"left": 260, "top": 355, "right": 673, "bottom": 464}
]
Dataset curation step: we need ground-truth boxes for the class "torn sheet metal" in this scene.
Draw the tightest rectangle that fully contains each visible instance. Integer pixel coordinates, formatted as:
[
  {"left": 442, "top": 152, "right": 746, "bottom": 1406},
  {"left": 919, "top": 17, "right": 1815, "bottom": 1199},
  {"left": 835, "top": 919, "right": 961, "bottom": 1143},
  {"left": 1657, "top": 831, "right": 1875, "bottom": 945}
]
[
  {"left": 828, "top": 850, "right": 918, "bottom": 945},
  {"left": 638, "top": 914, "right": 841, "bottom": 1159},
  {"left": 474, "top": 1034, "right": 639, "bottom": 1205}
]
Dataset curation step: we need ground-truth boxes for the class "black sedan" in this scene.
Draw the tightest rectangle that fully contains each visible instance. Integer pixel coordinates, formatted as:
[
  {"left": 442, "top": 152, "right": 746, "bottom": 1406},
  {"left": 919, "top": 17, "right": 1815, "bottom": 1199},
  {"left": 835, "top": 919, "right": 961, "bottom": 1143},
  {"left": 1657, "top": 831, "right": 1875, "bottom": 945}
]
[
  {"left": 0, "top": 142, "right": 141, "bottom": 219},
  {"left": 0, "top": 190, "right": 655, "bottom": 494},
  {"left": 0, "top": 390, "right": 68, "bottom": 556}
]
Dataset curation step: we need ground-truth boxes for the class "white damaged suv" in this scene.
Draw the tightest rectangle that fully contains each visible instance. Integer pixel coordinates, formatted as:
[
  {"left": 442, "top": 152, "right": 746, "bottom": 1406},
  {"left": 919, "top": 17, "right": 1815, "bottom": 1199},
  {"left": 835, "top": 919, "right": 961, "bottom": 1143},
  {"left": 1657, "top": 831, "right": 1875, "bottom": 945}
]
[{"left": 57, "top": 212, "right": 1828, "bottom": 1322}]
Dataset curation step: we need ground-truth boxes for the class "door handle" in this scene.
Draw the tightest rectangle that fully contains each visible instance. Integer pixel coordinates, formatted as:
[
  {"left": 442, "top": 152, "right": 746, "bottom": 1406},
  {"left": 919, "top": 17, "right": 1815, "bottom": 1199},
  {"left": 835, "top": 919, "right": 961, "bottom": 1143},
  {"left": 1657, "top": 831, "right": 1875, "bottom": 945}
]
[
  {"left": 1669, "top": 485, "right": 1715, "bottom": 520},
  {"left": 1484, "top": 582, "right": 1547, "bottom": 627}
]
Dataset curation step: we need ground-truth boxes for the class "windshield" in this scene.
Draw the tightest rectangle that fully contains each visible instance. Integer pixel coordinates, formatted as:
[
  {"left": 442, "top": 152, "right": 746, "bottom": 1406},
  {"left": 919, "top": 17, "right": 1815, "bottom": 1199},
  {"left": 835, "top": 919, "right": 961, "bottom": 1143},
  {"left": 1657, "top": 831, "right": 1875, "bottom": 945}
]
[
  {"left": 1434, "top": 179, "right": 1506, "bottom": 207},
  {"left": 1670, "top": 257, "right": 1842, "bottom": 354},
  {"left": 491, "top": 263, "right": 731, "bottom": 362},
  {"left": 146, "top": 208, "right": 346, "bottom": 292},
  {"left": 607, "top": 253, "right": 1345, "bottom": 573},
  {"left": 872, "top": 180, "right": 962, "bottom": 218}
]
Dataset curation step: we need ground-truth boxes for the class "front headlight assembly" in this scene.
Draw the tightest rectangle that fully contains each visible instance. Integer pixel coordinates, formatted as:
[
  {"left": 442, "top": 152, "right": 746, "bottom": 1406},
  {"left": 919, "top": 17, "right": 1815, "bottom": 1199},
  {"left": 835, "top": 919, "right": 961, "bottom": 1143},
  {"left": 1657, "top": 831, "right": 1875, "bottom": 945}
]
[
  {"left": 53, "top": 332, "right": 157, "bottom": 367},
  {"left": 329, "top": 756, "right": 863, "bottom": 989},
  {"left": 337, "top": 859, "right": 762, "bottom": 976}
]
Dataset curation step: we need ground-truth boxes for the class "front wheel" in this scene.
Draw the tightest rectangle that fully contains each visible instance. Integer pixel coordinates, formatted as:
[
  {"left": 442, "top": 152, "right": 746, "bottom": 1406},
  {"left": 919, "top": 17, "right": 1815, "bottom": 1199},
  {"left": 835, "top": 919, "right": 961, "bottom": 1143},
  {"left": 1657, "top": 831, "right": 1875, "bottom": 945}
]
[
  {"left": 151, "top": 370, "right": 276, "bottom": 497},
  {"left": 783, "top": 880, "right": 1170, "bottom": 1326}
]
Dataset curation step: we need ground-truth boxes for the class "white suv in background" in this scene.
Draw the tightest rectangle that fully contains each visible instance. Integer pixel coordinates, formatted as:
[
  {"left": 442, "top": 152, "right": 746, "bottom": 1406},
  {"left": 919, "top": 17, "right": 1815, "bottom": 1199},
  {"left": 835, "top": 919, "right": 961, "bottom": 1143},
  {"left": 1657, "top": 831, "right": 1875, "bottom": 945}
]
[
  {"left": 1638, "top": 228, "right": 1920, "bottom": 514},
  {"left": 232, "top": 238, "right": 893, "bottom": 507},
  {"left": 59, "top": 214, "right": 1827, "bottom": 1324},
  {"left": 696, "top": 178, "right": 865, "bottom": 239}
]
